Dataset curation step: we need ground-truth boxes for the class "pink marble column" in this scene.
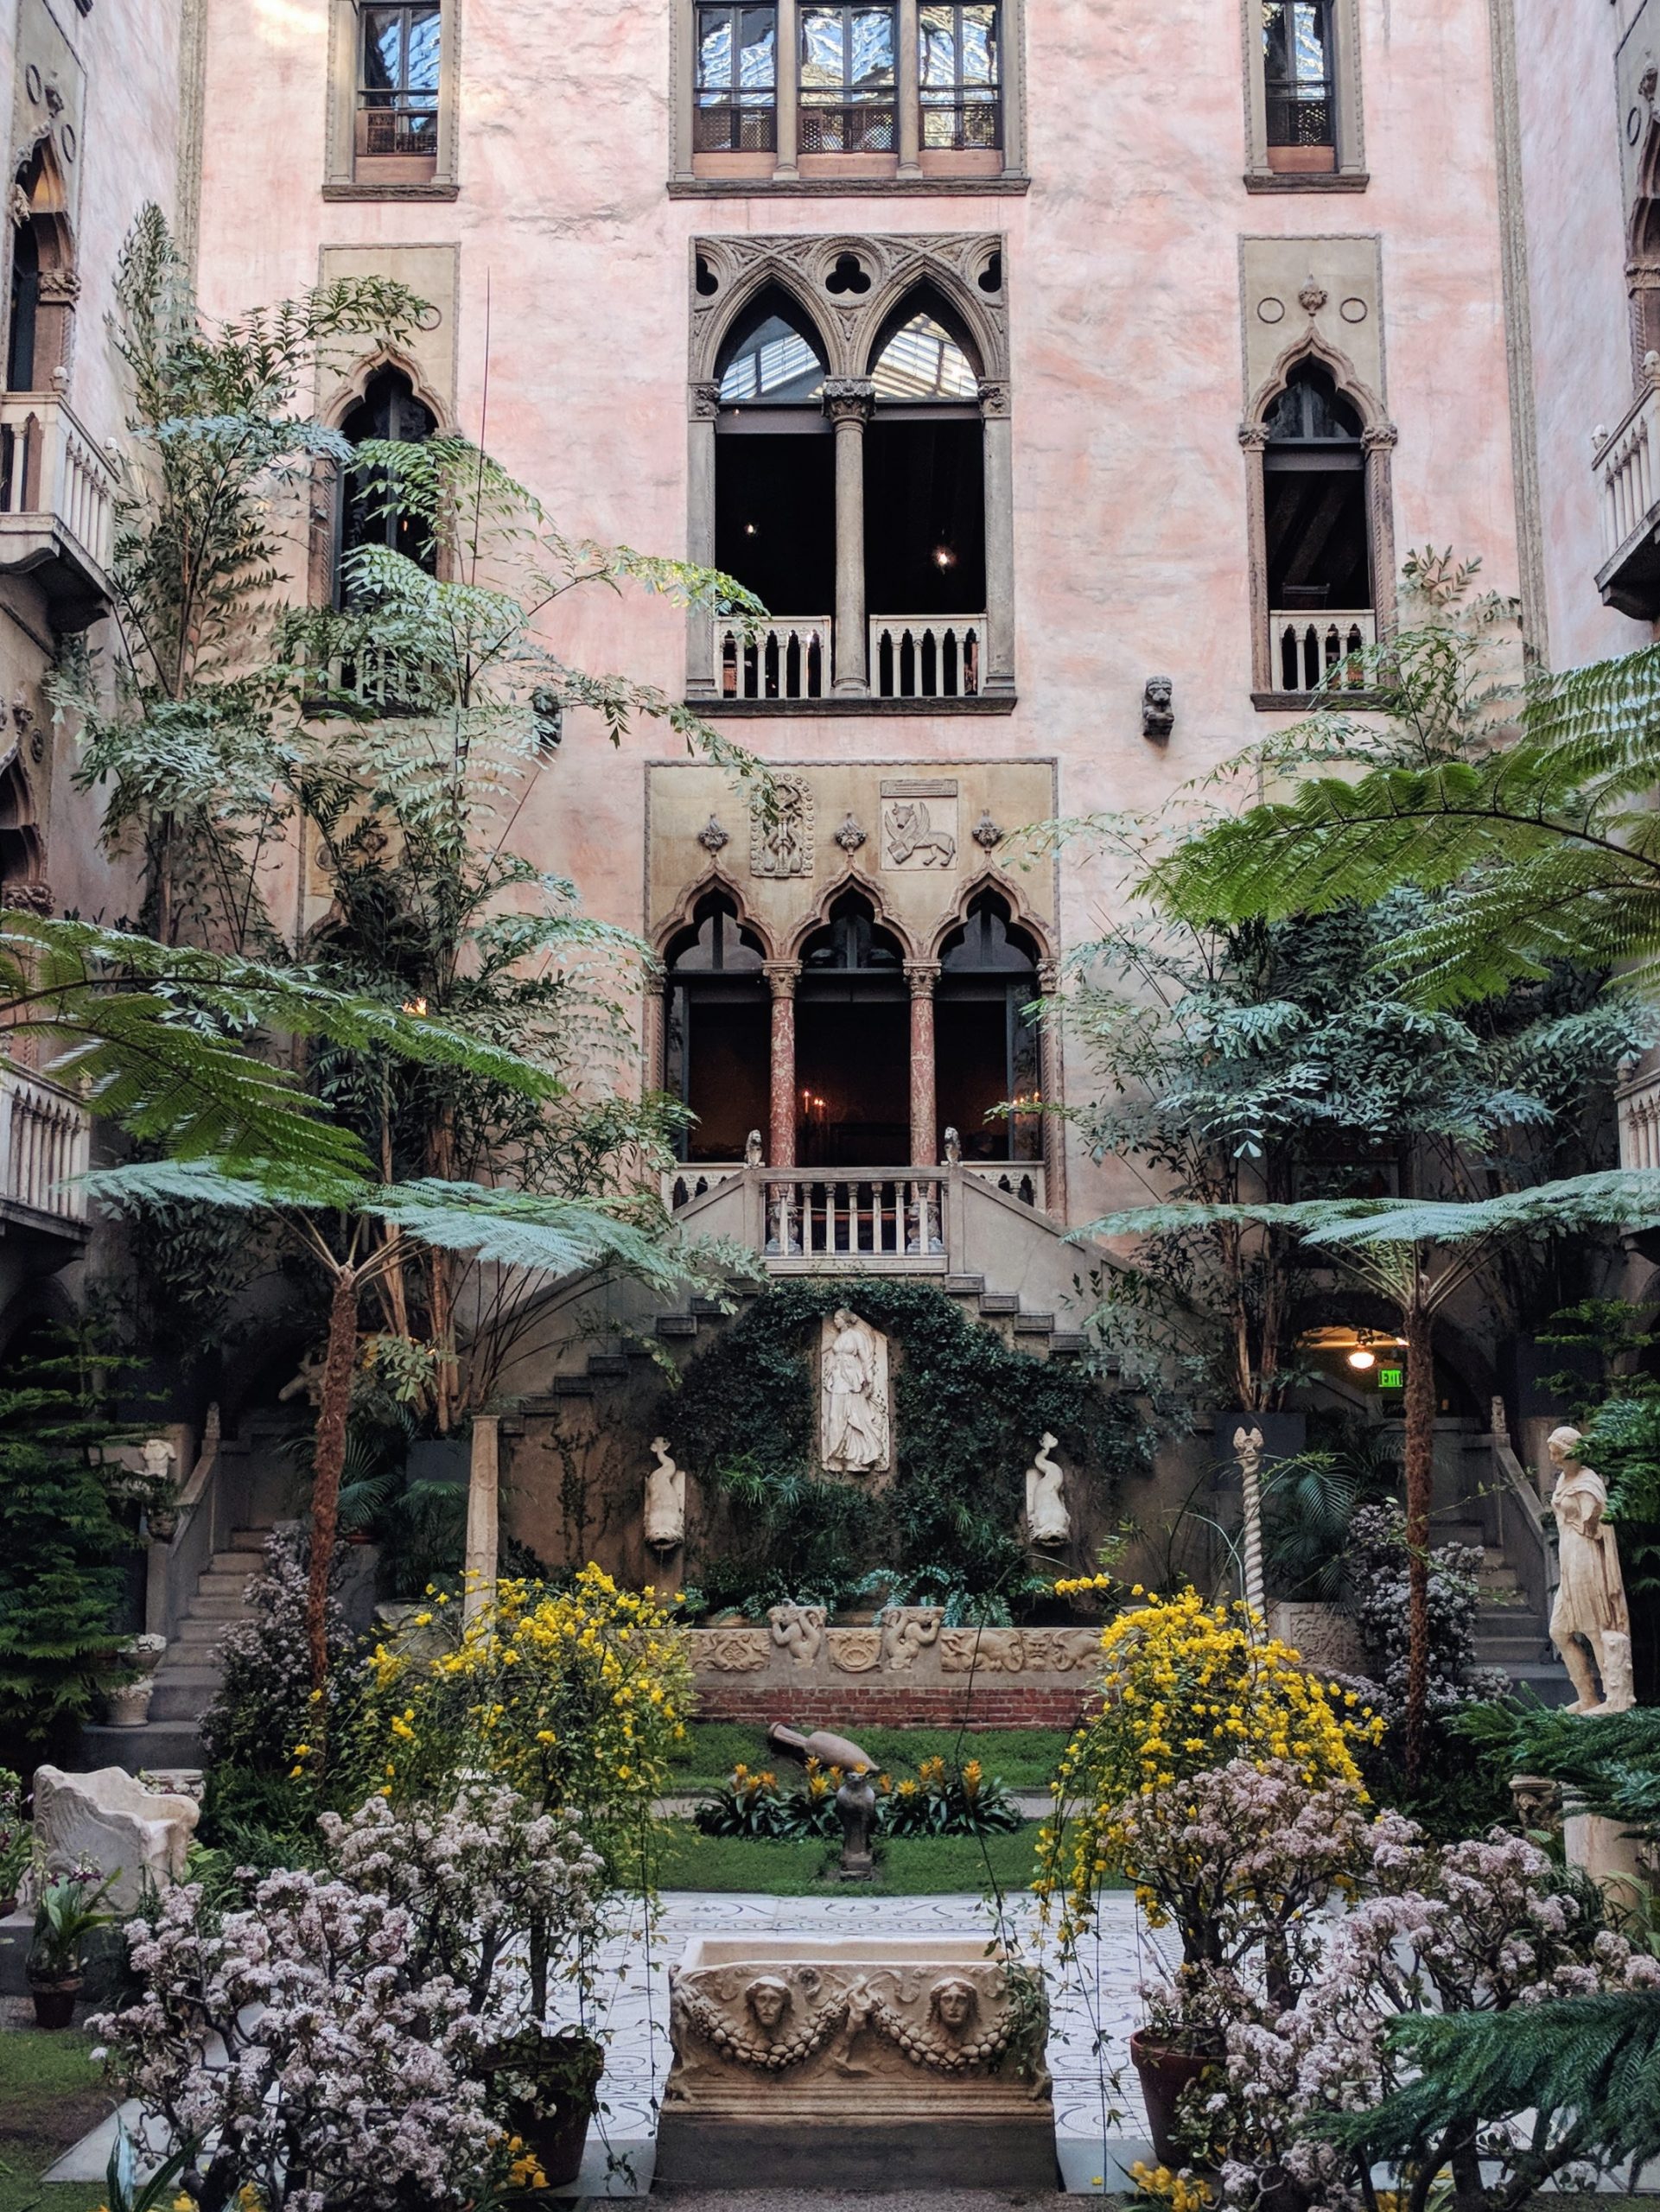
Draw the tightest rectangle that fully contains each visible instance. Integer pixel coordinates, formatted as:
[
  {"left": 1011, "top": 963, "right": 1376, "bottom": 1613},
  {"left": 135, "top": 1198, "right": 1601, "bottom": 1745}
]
[
  {"left": 765, "top": 963, "right": 798, "bottom": 1167},
  {"left": 906, "top": 961, "right": 940, "bottom": 1166}
]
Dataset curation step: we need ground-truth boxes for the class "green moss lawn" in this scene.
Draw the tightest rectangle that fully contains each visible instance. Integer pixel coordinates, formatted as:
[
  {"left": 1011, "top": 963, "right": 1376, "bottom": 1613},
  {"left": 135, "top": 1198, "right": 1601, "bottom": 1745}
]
[
  {"left": 0, "top": 2027, "right": 109, "bottom": 2212},
  {"left": 663, "top": 1722, "right": 1068, "bottom": 1796}
]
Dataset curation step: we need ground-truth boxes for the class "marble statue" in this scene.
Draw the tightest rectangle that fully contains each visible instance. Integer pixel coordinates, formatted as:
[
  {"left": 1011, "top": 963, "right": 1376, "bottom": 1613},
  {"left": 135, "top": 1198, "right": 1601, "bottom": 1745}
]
[
  {"left": 821, "top": 1308, "right": 890, "bottom": 1473},
  {"left": 943, "top": 1125, "right": 962, "bottom": 1165},
  {"left": 644, "top": 1436, "right": 686, "bottom": 1552},
  {"left": 767, "top": 1604, "right": 827, "bottom": 1669},
  {"left": 1544, "top": 1426, "right": 1634, "bottom": 1713},
  {"left": 769, "top": 1722, "right": 879, "bottom": 1773},
  {"left": 140, "top": 1436, "right": 175, "bottom": 1485},
  {"left": 1023, "top": 1432, "right": 1071, "bottom": 1546},
  {"left": 744, "top": 1128, "right": 764, "bottom": 1166}
]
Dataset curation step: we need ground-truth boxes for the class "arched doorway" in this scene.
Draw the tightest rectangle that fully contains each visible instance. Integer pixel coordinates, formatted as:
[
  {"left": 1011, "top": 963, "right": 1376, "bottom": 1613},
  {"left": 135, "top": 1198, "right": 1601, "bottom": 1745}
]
[
  {"left": 796, "top": 889, "right": 908, "bottom": 1165},
  {"left": 936, "top": 891, "right": 1040, "bottom": 1161},
  {"left": 664, "top": 891, "right": 769, "bottom": 1162}
]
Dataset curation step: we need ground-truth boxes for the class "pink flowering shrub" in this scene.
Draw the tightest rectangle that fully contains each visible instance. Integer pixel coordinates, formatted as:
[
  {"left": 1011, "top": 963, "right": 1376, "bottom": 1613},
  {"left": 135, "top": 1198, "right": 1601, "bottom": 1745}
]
[
  {"left": 1197, "top": 1824, "right": 1660, "bottom": 2212},
  {"left": 92, "top": 1783, "right": 606, "bottom": 2212}
]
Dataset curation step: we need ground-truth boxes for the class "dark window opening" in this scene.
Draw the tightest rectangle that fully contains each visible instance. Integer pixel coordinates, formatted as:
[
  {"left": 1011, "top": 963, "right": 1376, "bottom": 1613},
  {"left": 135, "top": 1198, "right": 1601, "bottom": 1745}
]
[
  {"left": 665, "top": 894, "right": 769, "bottom": 1162},
  {"left": 1263, "top": 363, "right": 1370, "bottom": 614},
  {"left": 338, "top": 367, "right": 438, "bottom": 596},
  {"left": 799, "top": 3, "right": 895, "bottom": 150},
  {"left": 696, "top": 3, "right": 778, "bottom": 150},
  {"left": 715, "top": 294, "right": 832, "bottom": 618},
  {"left": 800, "top": 892, "right": 904, "bottom": 971},
  {"left": 1262, "top": 0, "right": 1334, "bottom": 149},
  {"left": 6, "top": 221, "right": 38, "bottom": 394},
  {"left": 798, "top": 895, "right": 908, "bottom": 1164},
  {"left": 937, "top": 895, "right": 1040, "bottom": 1161},
  {"left": 358, "top": 0, "right": 439, "bottom": 158},
  {"left": 864, "top": 419, "right": 984, "bottom": 615},
  {"left": 919, "top": 2, "right": 1001, "bottom": 150}
]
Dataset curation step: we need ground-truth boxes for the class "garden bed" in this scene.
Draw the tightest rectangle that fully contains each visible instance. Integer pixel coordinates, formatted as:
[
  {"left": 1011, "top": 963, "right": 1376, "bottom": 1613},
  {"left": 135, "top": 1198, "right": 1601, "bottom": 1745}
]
[
  {"left": 0, "top": 2027, "right": 109, "bottom": 2212},
  {"left": 646, "top": 1820, "right": 1059, "bottom": 1895},
  {"left": 663, "top": 1722, "right": 1072, "bottom": 1796}
]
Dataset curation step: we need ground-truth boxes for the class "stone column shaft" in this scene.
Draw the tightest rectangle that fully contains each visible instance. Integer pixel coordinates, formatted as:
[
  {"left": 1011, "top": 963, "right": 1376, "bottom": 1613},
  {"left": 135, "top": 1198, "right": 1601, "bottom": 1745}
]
[
  {"left": 462, "top": 1414, "right": 500, "bottom": 1624},
  {"left": 766, "top": 963, "right": 798, "bottom": 1167},
  {"left": 906, "top": 962, "right": 940, "bottom": 1166},
  {"left": 686, "top": 383, "right": 721, "bottom": 698},
  {"left": 896, "top": 0, "right": 921, "bottom": 174},
  {"left": 980, "top": 388, "right": 1015, "bottom": 694},
  {"left": 776, "top": 0, "right": 799, "bottom": 174},
  {"left": 824, "top": 380, "right": 874, "bottom": 694}
]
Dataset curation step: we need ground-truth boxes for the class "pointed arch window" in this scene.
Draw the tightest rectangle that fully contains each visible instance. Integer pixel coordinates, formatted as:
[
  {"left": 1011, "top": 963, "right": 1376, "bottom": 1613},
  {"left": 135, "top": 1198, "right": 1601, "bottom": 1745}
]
[
  {"left": 665, "top": 892, "right": 770, "bottom": 1162},
  {"left": 937, "top": 892, "right": 1040, "bottom": 1162},
  {"left": 5, "top": 146, "right": 74, "bottom": 395},
  {"left": 336, "top": 365, "right": 438, "bottom": 601},
  {"left": 796, "top": 891, "right": 908, "bottom": 1166},
  {"left": 1249, "top": 357, "right": 1392, "bottom": 703}
]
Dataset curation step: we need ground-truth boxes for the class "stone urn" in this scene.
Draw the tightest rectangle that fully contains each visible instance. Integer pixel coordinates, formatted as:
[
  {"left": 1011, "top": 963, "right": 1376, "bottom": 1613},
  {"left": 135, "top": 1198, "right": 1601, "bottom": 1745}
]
[{"left": 102, "top": 1634, "right": 168, "bottom": 1727}]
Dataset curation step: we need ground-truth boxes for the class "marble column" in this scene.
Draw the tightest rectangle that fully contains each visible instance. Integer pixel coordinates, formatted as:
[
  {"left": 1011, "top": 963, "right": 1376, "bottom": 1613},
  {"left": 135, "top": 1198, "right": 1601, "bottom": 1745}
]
[
  {"left": 824, "top": 378, "right": 875, "bottom": 695},
  {"left": 462, "top": 1414, "right": 499, "bottom": 1624},
  {"left": 905, "top": 961, "right": 940, "bottom": 1166},
  {"left": 685, "top": 381, "right": 722, "bottom": 700},
  {"left": 1036, "top": 958, "right": 1062, "bottom": 1216},
  {"left": 766, "top": 962, "right": 798, "bottom": 1167},
  {"left": 776, "top": 0, "right": 799, "bottom": 175},
  {"left": 896, "top": 0, "right": 921, "bottom": 175},
  {"left": 979, "top": 379, "right": 1015, "bottom": 696}
]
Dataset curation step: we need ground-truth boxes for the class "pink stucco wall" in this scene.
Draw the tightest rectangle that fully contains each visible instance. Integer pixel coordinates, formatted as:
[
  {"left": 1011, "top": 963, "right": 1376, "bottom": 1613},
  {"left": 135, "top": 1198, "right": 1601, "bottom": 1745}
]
[
  {"left": 191, "top": 0, "right": 1528, "bottom": 1227},
  {"left": 1511, "top": 0, "right": 1654, "bottom": 669}
]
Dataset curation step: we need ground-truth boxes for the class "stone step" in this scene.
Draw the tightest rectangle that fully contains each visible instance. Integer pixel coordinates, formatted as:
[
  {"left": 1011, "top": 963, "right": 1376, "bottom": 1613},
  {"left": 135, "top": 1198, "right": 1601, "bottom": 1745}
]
[
  {"left": 1473, "top": 1635, "right": 1552, "bottom": 1666},
  {"left": 690, "top": 1297, "right": 728, "bottom": 1319},
  {"left": 174, "top": 1617, "right": 232, "bottom": 1644},
  {"left": 225, "top": 1527, "right": 274, "bottom": 1551},
  {"left": 149, "top": 1672, "right": 224, "bottom": 1721},
  {"left": 943, "top": 1274, "right": 986, "bottom": 1296},
  {"left": 978, "top": 1294, "right": 1020, "bottom": 1316},
  {"left": 655, "top": 1313, "right": 698, "bottom": 1338},
  {"left": 79, "top": 1719, "right": 204, "bottom": 1772},
  {"left": 186, "top": 1594, "right": 259, "bottom": 1619},
  {"left": 1500, "top": 1662, "right": 1576, "bottom": 1707},
  {"left": 1012, "top": 1312, "right": 1055, "bottom": 1334},
  {"left": 197, "top": 1570, "right": 257, "bottom": 1598},
  {"left": 1477, "top": 1564, "right": 1520, "bottom": 1589},
  {"left": 1049, "top": 1331, "right": 1089, "bottom": 1355},
  {"left": 585, "top": 1352, "right": 629, "bottom": 1378}
]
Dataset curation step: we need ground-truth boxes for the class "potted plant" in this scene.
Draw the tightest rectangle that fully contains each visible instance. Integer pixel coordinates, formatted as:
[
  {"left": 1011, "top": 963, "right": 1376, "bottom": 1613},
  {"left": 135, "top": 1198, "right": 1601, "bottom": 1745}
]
[
  {"left": 484, "top": 2024, "right": 606, "bottom": 2187},
  {"left": 0, "top": 1769, "right": 29, "bottom": 1916},
  {"left": 28, "top": 1869, "right": 117, "bottom": 2028},
  {"left": 102, "top": 1633, "right": 169, "bottom": 1727}
]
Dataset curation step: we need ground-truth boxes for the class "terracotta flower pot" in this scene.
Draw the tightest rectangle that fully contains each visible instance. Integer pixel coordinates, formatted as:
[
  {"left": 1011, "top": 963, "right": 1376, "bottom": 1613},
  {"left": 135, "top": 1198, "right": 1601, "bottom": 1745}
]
[
  {"left": 1129, "top": 2027, "right": 1216, "bottom": 2167},
  {"left": 29, "top": 1973, "right": 82, "bottom": 2030}
]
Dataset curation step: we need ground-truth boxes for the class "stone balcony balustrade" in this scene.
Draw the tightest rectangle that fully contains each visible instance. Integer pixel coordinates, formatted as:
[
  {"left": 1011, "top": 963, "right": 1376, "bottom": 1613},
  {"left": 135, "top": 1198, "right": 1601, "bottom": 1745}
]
[
  {"left": 0, "top": 1060, "right": 90, "bottom": 1235},
  {"left": 1268, "top": 607, "right": 1376, "bottom": 694},
  {"left": 1593, "top": 362, "right": 1660, "bottom": 620},
  {"left": 0, "top": 391, "right": 118, "bottom": 629}
]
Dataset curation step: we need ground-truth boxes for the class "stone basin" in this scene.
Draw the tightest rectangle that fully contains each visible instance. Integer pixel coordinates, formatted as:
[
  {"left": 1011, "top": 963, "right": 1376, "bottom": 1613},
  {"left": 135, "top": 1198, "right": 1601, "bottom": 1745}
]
[{"left": 656, "top": 1932, "right": 1054, "bottom": 2191}]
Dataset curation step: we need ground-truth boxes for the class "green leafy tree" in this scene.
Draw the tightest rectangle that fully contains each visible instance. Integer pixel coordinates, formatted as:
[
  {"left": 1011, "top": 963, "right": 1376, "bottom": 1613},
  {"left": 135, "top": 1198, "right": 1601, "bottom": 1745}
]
[
  {"left": 1148, "top": 548, "right": 1660, "bottom": 1007},
  {"left": 0, "top": 1326, "right": 139, "bottom": 1763}
]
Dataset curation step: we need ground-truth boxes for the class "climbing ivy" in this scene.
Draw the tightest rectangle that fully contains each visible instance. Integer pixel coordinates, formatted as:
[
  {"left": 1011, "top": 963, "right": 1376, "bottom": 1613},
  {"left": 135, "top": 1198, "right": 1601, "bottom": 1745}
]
[{"left": 665, "top": 1279, "right": 1149, "bottom": 1618}]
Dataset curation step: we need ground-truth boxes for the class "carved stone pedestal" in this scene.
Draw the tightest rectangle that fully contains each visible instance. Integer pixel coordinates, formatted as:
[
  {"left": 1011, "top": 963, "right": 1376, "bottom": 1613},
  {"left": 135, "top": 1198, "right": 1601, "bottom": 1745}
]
[{"left": 657, "top": 1935, "right": 1054, "bottom": 2190}]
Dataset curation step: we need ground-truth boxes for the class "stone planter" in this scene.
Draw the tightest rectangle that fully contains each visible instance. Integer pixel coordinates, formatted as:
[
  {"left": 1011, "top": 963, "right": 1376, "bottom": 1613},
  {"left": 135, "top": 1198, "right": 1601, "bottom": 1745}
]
[
  {"left": 101, "top": 1633, "right": 168, "bottom": 1727},
  {"left": 1129, "top": 2028, "right": 1217, "bottom": 2167},
  {"left": 146, "top": 1509, "right": 179, "bottom": 1542},
  {"left": 28, "top": 1971, "right": 81, "bottom": 2030}
]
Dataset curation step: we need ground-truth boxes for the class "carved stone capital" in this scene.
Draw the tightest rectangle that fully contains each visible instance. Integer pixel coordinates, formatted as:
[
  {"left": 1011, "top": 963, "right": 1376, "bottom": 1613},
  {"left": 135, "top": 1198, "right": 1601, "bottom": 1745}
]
[
  {"left": 763, "top": 961, "right": 798, "bottom": 1001},
  {"left": 1361, "top": 422, "right": 1400, "bottom": 453},
  {"left": 904, "top": 960, "right": 941, "bottom": 998},
  {"left": 1238, "top": 423, "right": 1271, "bottom": 453},
  {"left": 977, "top": 378, "right": 1010, "bottom": 419},
  {"left": 37, "top": 268, "right": 79, "bottom": 306},
  {"left": 689, "top": 379, "right": 722, "bottom": 421},
  {"left": 822, "top": 377, "right": 875, "bottom": 425}
]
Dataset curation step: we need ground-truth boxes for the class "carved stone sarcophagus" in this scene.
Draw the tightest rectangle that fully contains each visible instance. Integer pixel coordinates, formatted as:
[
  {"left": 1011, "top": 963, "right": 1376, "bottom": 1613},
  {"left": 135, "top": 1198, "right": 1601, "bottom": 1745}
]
[{"left": 655, "top": 1934, "right": 1054, "bottom": 2190}]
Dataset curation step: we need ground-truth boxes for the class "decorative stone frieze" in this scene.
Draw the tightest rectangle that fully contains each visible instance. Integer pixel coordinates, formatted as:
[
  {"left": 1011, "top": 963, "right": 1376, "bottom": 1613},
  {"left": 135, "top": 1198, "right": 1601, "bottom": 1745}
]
[
  {"left": 830, "top": 1629, "right": 882, "bottom": 1673},
  {"left": 701, "top": 1628, "right": 770, "bottom": 1672},
  {"left": 767, "top": 1604, "right": 827, "bottom": 1669},
  {"left": 881, "top": 1605, "right": 942, "bottom": 1670}
]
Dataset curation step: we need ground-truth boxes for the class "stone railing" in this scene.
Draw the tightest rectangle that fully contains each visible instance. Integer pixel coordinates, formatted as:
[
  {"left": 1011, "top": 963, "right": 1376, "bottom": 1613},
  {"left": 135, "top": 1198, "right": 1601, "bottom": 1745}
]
[
  {"left": 766, "top": 1171, "right": 945, "bottom": 1263},
  {"left": 962, "top": 1160, "right": 1045, "bottom": 1210},
  {"left": 0, "top": 1061, "right": 90, "bottom": 1226},
  {"left": 1268, "top": 608, "right": 1376, "bottom": 694},
  {"left": 1617, "top": 1058, "right": 1660, "bottom": 1170},
  {"left": 868, "top": 614, "right": 983, "bottom": 699},
  {"left": 0, "top": 392, "right": 118, "bottom": 623},
  {"left": 1594, "top": 372, "right": 1660, "bottom": 568},
  {"left": 716, "top": 617, "right": 829, "bottom": 701}
]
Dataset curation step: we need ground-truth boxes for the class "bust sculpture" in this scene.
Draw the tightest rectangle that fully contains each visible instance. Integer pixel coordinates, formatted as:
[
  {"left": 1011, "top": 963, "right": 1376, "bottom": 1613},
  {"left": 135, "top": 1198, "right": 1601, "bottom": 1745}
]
[
  {"left": 1024, "top": 1432, "right": 1071, "bottom": 1547},
  {"left": 644, "top": 1435, "right": 686, "bottom": 1552},
  {"left": 1543, "top": 1425, "right": 1634, "bottom": 1713}
]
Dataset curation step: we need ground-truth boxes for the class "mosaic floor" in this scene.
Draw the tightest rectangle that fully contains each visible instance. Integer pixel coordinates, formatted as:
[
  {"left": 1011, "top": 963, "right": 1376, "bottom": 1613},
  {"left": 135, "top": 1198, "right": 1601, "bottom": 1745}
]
[{"left": 47, "top": 1889, "right": 1167, "bottom": 2198}]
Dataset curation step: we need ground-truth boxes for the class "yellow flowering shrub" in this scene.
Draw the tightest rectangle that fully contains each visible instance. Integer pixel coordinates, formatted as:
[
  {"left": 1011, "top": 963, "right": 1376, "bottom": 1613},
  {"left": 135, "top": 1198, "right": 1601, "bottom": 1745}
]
[
  {"left": 358, "top": 1565, "right": 693, "bottom": 1869},
  {"left": 1034, "top": 1588, "right": 1382, "bottom": 1935}
]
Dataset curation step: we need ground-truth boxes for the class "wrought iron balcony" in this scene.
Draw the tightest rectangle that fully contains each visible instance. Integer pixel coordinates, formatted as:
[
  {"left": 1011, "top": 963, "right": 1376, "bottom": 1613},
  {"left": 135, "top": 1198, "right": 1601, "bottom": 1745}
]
[
  {"left": 1593, "top": 369, "right": 1660, "bottom": 620},
  {"left": 0, "top": 391, "right": 117, "bottom": 629}
]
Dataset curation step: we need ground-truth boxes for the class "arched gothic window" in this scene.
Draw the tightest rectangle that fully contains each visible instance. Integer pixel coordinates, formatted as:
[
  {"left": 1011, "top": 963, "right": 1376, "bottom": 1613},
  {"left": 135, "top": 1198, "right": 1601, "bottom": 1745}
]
[
  {"left": 1253, "top": 358, "right": 1386, "bottom": 700},
  {"left": 796, "top": 891, "right": 908, "bottom": 1164},
  {"left": 336, "top": 365, "right": 437, "bottom": 602},
  {"left": 937, "top": 892, "right": 1040, "bottom": 1161},
  {"left": 665, "top": 892, "right": 769, "bottom": 1162},
  {"left": 5, "top": 146, "right": 74, "bottom": 395}
]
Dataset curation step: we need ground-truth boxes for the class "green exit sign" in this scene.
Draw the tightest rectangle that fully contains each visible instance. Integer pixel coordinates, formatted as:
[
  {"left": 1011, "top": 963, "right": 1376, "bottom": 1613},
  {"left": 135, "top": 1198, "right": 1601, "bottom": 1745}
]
[{"left": 1377, "top": 1365, "right": 1405, "bottom": 1390}]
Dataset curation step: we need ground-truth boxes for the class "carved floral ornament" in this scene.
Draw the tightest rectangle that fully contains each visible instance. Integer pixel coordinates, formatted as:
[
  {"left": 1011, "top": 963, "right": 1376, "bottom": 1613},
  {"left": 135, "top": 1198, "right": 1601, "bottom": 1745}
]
[
  {"left": 688, "top": 232, "right": 1010, "bottom": 386},
  {"left": 695, "top": 1621, "right": 1101, "bottom": 1675}
]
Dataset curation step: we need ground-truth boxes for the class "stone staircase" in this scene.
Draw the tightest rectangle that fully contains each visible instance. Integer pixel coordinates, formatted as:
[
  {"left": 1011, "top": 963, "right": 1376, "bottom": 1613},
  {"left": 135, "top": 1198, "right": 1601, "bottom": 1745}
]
[
  {"left": 1435, "top": 1512, "right": 1574, "bottom": 1707},
  {"left": 83, "top": 1524, "right": 273, "bottom": 1772}
]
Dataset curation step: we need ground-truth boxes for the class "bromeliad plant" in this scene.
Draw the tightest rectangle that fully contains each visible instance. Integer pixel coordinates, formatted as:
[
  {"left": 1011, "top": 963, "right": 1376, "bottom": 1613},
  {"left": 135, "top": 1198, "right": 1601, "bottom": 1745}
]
[{"left": 357, "top": 1567, "right": 693, "bottom": 1879}]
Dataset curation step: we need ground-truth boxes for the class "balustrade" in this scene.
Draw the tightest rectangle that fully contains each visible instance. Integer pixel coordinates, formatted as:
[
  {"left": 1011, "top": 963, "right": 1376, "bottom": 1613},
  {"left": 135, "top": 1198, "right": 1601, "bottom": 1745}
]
[
  {"left": 716, "top": 618, "right": 829, "bottom": 701},
  {"left": 0, "top": 393, "right": 118, "bottom": 620},
  {"left": 1268, "top": 608, "right": 1376, "bottom": 694},
  {"left": 0, "top": 1062, "right": 89, "bottom": 1226},
  {"left": 868, "top": 614, "right": 983, "bottom": 699},
  {"left": 1594, "top": 375, "right": 1660, "bottom": 566},
  {"left": 1618, "top": 1059, "right": 1660, "bottom": 1172},
  {"left": 766, "top": 1171, "right": 944, "bottom": 1259}
]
